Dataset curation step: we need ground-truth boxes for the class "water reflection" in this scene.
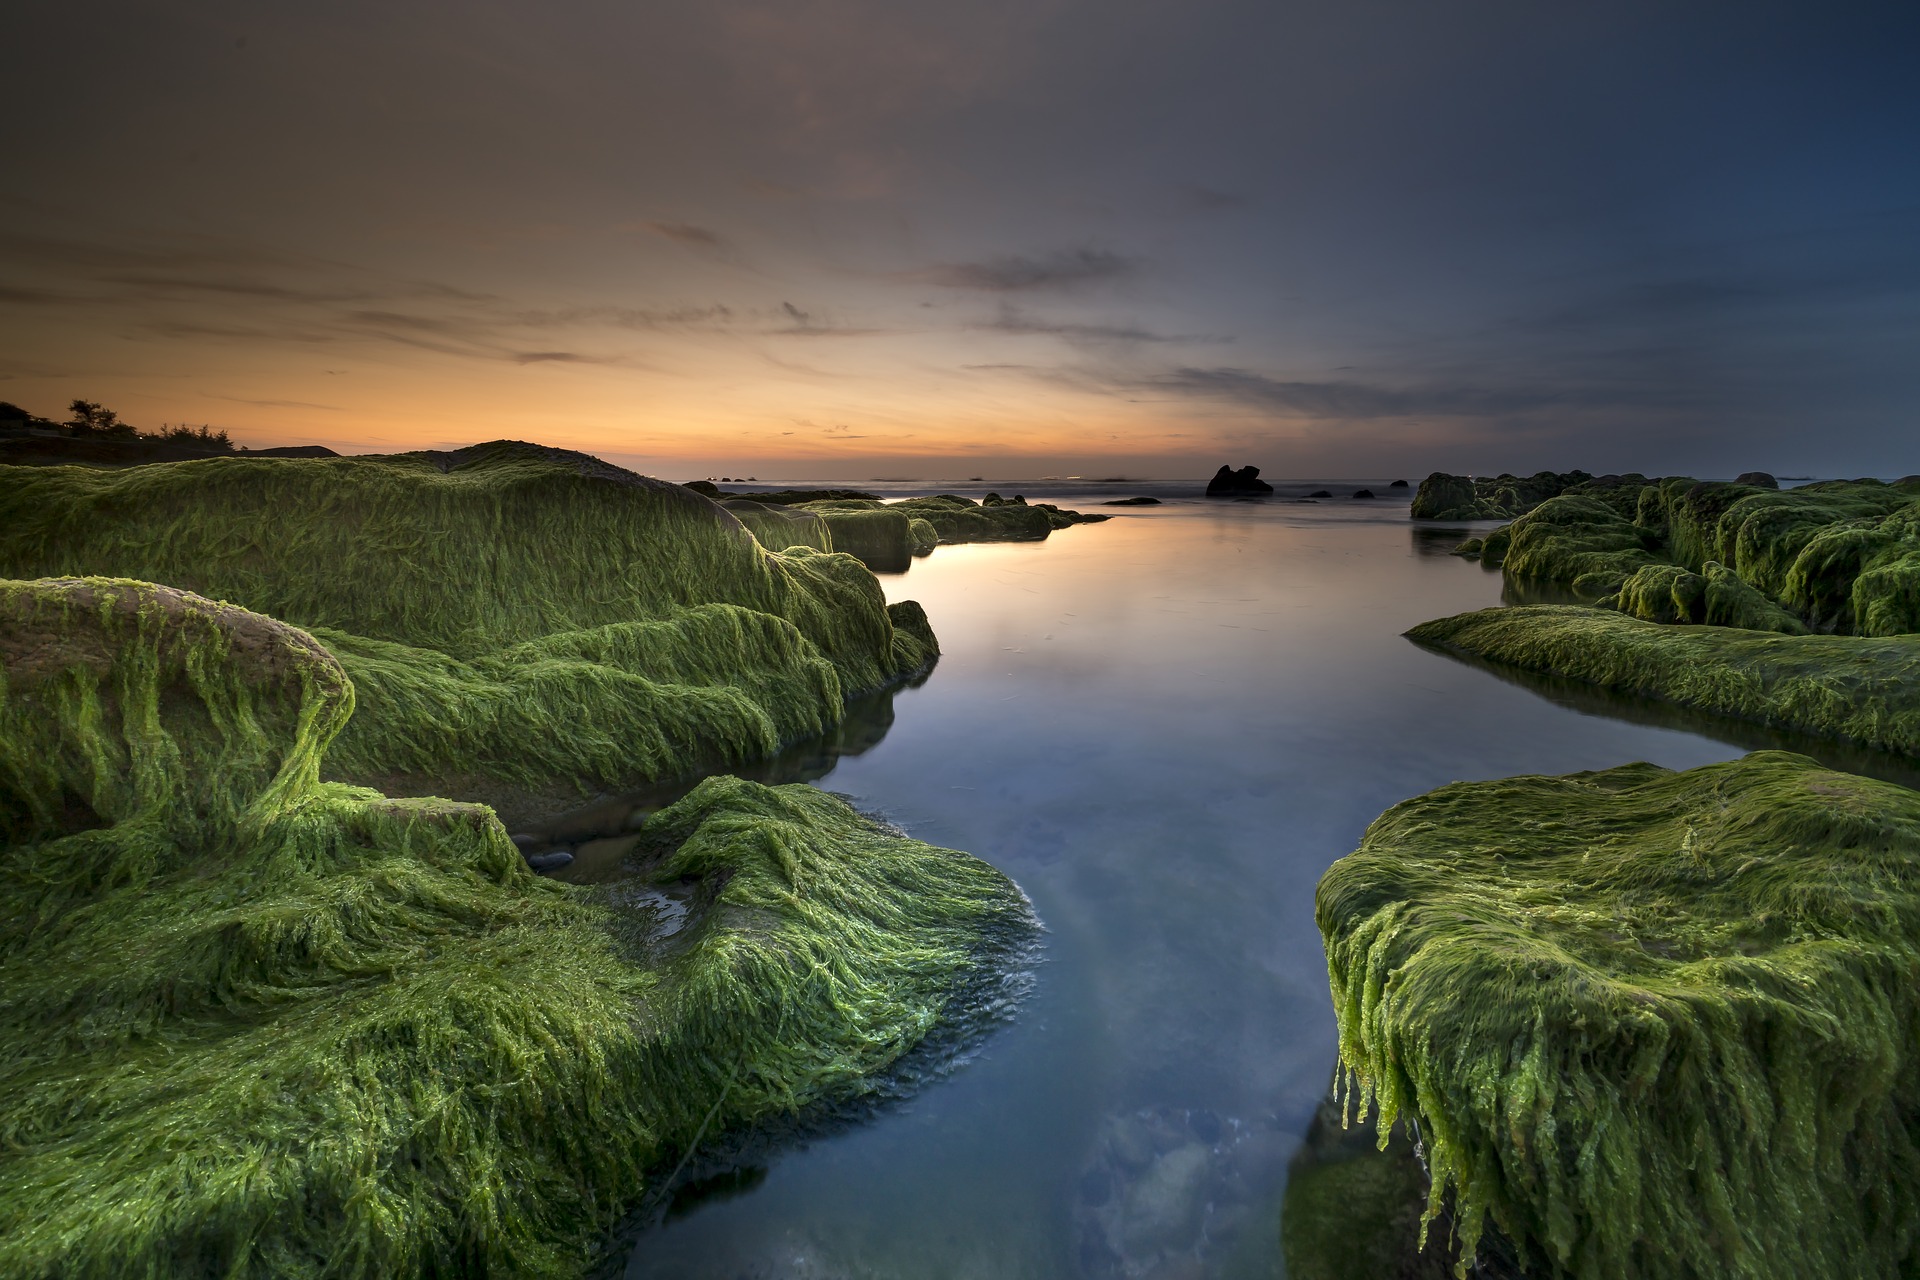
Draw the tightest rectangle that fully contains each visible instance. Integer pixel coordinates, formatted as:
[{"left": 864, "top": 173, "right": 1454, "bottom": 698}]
[
  {"left": 1407, "top": 523, "right": 1480, "bottom": 558},
  {"left": 530, "top": 674, "right": 924, "bottom": 883},
  {"left": 611, "top": 500, "right": 1844, "bottom": 1278}
]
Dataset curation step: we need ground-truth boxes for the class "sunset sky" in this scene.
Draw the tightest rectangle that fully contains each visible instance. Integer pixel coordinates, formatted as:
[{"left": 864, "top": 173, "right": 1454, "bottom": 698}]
[{"left": 4, "top": 1, "right": 1918, "bottom": 479}]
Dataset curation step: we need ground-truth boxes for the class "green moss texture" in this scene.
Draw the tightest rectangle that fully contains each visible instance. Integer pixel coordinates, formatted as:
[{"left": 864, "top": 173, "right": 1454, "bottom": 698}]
[
  {"left": 1409, "top": 470, "right": 1634, "bottom": 521},
  {"left": 0, "top": 576, "right": 1036, "bottom": 1279},
  {"left": 1410, "top": 606, "right": 1920, "bottom": 756},
  {"left": 1318, "top": 751, "right": 1920, "bottom": 1280},
  {"left": 0, "top": 443, "right": 936, "bottom": 803},
  {"left": 1461, "top": 478, "right": 1920, "bottom": 636}
]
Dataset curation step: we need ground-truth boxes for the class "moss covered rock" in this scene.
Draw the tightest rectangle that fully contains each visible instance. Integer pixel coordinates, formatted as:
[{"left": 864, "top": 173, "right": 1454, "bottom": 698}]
[
  {"left": 1409, "top": 470, "right": 1610, "bottom": 521},
  {"left": 1318, "top": 751, "right": 1920, "bottom": 1280},
  {"left": 0, "top": 443, "right": 936, "bottom": 806},
  {"left": 1411, "top": 604, "right": 1920, "bottom": 758},
  {"left": 0, "top": 577, "right": 1037, "bottom": 1279},
  {"left": 720, "top": 497, "right": 834, "bottom": 554},
  {"left": 1604, "top": 562, "right": 1808, "bottom": 634},
  {"left": 1464, "top": 478, "right": 1920, "bottom": 637}
]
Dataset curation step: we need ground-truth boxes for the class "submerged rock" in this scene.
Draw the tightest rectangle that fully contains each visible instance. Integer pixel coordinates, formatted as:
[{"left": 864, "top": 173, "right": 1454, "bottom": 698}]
[
  {"left": 1074, "top": 1106, "right": 1295, "bottom": 1279},
  {"left": 1205, "top": 465, "right": 1273, "bottom": 496},
  {"left": 1102, "top": 496, "right": 1163, "bottom": 506},
  {"left": 1318, "top": 751, "right": 1920, "bottom": 1279},
  {"left": 1351, "top": 488, "right": 1375, "bottom": 499}
]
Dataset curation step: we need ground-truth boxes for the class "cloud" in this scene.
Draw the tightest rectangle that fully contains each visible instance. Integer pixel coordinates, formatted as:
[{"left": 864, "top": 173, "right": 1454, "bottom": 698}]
[
  {"left": 512, "top": 350, "right": 604, "bottom": 364},
  {"left": 979, "top": 304, "right": 1194, "bottom": 344},
  {"left": 1151, "top": 366, "right": 1556, "bottom": 419},
  {"left": 782, "top": 301, "right": 810, "bottom": 325},
  {"left": 210, "top": 395, "right": 346, "bottom": 411},
  {"left": 915, "top": 248, "right": 1137, "bottom": 291},
  {"left": 639, "top": 221, "right": 728, "bottom": 250},
  {"left": 1180, "top": 185, "right": 1249, "bottom": 211}
]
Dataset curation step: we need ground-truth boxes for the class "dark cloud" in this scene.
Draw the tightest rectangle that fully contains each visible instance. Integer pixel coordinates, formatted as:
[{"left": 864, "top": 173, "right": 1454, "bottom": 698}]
[
  {"left": 917, "top": 249, "right": 1137, "bottom": 291},
  {"left": 1180, "top": 186, "right": 1249, "bottom": 211},
  {"left": 1150, "top": 366, "right": 1559, "bottom": 419},
  {"left": 641, "top": 221, "right": 728, "bottom": 250},
  {"left": 980, "top": 306, "right": 1174, "bottom": 343}
]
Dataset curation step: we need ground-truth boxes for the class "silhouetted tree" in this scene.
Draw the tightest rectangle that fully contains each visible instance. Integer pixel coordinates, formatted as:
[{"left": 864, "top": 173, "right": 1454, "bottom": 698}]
[{"left": 66, "top": 400, "right": 138, "bottom": 439}]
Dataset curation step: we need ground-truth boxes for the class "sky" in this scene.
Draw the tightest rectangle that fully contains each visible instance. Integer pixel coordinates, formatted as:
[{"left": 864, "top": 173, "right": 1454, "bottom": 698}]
[{"left": 3, "top": 0, "right": 1918, "bottom": 480}]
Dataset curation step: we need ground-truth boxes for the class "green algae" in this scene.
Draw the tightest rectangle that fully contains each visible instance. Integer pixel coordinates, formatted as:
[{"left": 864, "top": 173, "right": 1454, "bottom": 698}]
[
  {"left": 891, "top": 494, "right": 1056, "bottom": 543},
  {"left": 0, "top": 576, "right": 1037, "bottom": 1279},
  {"left": 1409, "top": 470, "right": 1619, "bottom": 521},
  {"left": 1410, "top": 605, "right": 1920, "bottom": 756},
  {"left": 1476, "top": 494, "right": 1665, "bottom": 600},
  {"left": 1461, "top": 478, "right": 1920, "bottom": 637},
  {"left": 1606, "top": 562, "right": 1808, "bottom": 634},
  {"left": 0, "top": 443, "right": 936, "bottom": 804},
  {"left": 794, "top": 503, "right": 917, "bottom": 573},
  {"left": 1317, "top": 751, "right": 1920, "bottom": 1280},
  {"left": 719, "top": 497, "right": 834, "bottom": 554}
]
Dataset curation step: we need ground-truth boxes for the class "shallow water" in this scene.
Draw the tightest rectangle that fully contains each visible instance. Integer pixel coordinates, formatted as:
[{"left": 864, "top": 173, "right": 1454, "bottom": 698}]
[{"left": 612, "top": 491, "right": 1833, "bottom": 1277}]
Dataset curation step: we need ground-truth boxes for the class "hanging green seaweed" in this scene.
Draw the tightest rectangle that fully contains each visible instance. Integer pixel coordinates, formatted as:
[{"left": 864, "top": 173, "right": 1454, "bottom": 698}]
[
  {"left": 0, "top": 576, "right": 1037, "bottom": 1279},
  {"left": 1317, "top": 751, "right": 1920, "bottom": 1280}
]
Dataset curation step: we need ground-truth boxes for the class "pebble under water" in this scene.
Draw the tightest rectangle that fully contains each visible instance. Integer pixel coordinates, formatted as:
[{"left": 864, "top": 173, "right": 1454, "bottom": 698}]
[{"left": 599, "top": 483, "right": 1840, "bottom": 1278}]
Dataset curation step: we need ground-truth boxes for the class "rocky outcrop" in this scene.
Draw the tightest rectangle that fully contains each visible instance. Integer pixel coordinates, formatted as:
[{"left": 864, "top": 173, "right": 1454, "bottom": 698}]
[
  {"left": 0, "top": 442, "right": 937, "bottom": 811},
  {"left": 1319, "top": 750, "right": 1920, "bottom": 1280},
  {"left": 1409, "top": 469, "right": 1604, "bottom": 520},
  {"left": 0, "top": 575, "right": 1038, "bottom": 1279},
  {"left": 1205, "top": 465, "right": 1273, "bottom": 496}
]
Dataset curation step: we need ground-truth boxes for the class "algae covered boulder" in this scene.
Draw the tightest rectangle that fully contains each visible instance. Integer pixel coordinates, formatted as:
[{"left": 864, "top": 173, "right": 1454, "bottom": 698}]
[
  {"left": 0, "top": 443, "right": 937, "bottom": 809},
  {"left": 1605, "top": 562, "right": 1808, "bottom": 634},
  {"left": 721, "top": 496, "right": 835, "bottom": 554},
  {"left": 1318, "top": 751, "right": 1920, "bottom": 1280},
  {"left": 0, "top": 576, "right": 1038, "bottom": 1279},
  {"left": 1410, "top": 605, "right": 1920, "bottom": 756},
  {"left": 1409, "top": 470, "right": 1597, "bottom": 521}
]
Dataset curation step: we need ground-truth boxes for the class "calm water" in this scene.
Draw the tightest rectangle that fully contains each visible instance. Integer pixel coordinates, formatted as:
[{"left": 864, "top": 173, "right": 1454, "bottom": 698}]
[{"left": 615, "top": 489, "right": 1780, "bottom": 1278}]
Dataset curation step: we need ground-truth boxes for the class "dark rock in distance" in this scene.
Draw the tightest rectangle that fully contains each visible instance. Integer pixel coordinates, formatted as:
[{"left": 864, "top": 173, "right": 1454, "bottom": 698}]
[
  {"left": 1205, "top": 465, "right": 1273, "bottom": 497},
  {"left": 1102, "top": 496, "right": 1163, "bottom": 506},
  {"left": 683, "top": 479, "right": 721, "bottom": 496},
  {"left": 1389, "top": 479, "right": 1410, "bottom": 488},
  {"left": 1735, "top": 471, "right": 1780, "bottom": 489},
  {"left": 1353, "top": 489, "right": 1376, "bottom": 499},
  {"left": 1308, "top": 490, "right": 1332, "bottom": 498}
]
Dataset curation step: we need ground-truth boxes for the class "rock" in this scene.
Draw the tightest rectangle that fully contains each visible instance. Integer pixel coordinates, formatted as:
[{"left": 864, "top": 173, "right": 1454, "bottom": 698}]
[
  {"left": 1390, "top": 479, "right": 1410, "bottom": 488},
  {"left": 682, "top": 479, "right": 721, "bottom": 496},
  {"left": 1205, "top": 465, "right": 1273, "bottom": 497},
  {"left": 1352, "top": 488, "right": 1376, "bottom": 499},
  {"left": 1102, "top": 496, "right": 1163, "bottom": 506},
  {"left": 1735, "top": 471, "right": 1780, "bottom": 489},
  {"left": 1120, "top": 1143, "right": 1213, "bottom": 1256},
  {"left": 525, "top": 849, "right": 575, "bottom": 872},
  {"left": 1308, "top": 489, "right": 1332, "bottom": 498},
  {"left": 509, "top": 832, "right": 542, "bottom": 851}
]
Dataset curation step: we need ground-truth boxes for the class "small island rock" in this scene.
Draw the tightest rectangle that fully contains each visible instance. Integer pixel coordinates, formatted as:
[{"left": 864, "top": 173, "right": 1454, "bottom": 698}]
[{"left": 1205, "top": 465, "right": 1273, "bottom": 497}]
